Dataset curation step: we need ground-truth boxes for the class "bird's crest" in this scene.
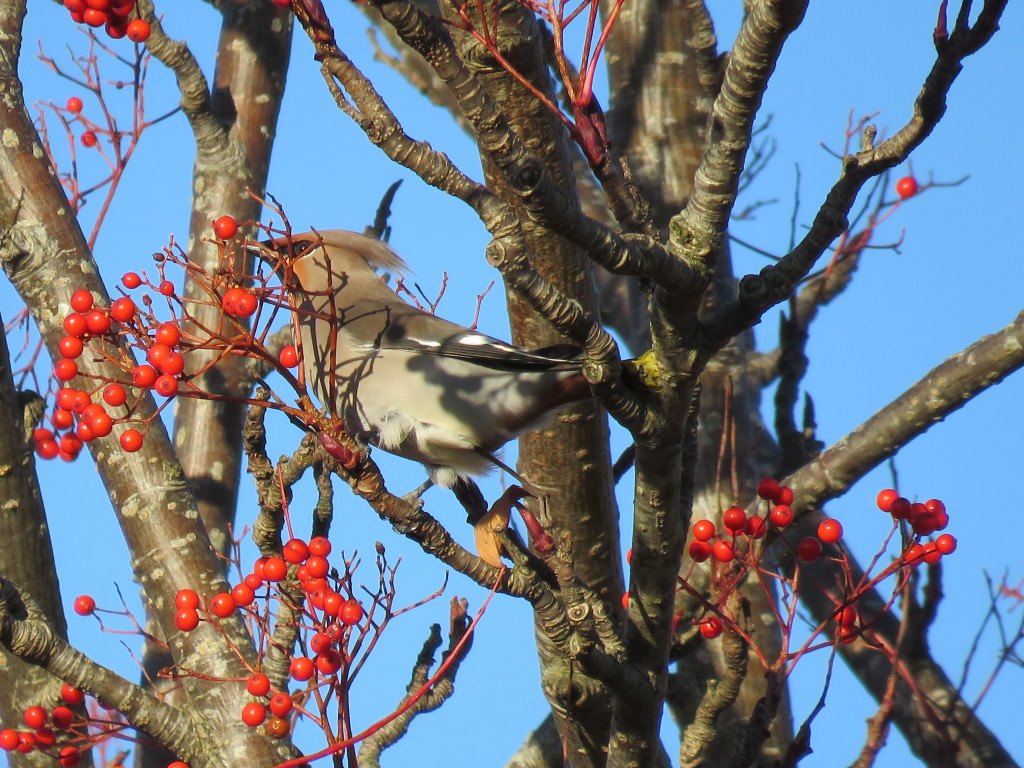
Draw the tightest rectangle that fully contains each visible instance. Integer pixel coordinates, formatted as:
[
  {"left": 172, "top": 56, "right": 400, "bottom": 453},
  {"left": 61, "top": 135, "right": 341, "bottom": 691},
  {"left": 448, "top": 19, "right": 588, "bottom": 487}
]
[{"left": 264, "top": 229, "right": 409, "bottom": 274}]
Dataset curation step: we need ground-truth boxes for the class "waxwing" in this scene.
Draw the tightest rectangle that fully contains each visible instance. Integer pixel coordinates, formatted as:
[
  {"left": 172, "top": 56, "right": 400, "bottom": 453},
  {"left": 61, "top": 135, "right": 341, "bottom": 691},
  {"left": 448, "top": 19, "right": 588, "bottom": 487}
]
[{"left": 258, "top": 230, "right": 591, "bottom": 490}]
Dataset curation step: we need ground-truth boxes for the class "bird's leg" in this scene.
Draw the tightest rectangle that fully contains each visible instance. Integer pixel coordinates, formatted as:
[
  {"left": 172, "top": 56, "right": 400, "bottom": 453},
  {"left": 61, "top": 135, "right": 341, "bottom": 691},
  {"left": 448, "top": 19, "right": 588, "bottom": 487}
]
[
  {"left": 402, "top": 477, "right": 434, "bottom": 511},
  {"left": 451, "top": 477, "right": 489, "bottom": 525}
]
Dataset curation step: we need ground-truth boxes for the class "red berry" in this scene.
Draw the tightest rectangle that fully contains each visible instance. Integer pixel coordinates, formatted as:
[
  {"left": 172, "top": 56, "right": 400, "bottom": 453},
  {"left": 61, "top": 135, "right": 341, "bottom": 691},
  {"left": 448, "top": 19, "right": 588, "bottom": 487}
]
[
  {"left": 52, "top": 409, "right": 74, "bottom": 430},
  {"left": 175, "top": 589, "right": 200, "bottom": 609},
  {"left": 796, "top": 537, "right": 822, "bottom": 563},
  {"left": 246, "top": 673, "right": 270, "bottom": 697},
  {"left": 266, "top": 717, "right": 289, "bottom": 739},
  {"left": 86, "top": 0, "right": 111, "bottom": 9},
  {"left": 60, "top": 433, "right": 83, "bottom": 456},
  {"left": 36, "top": 439, "right": 59, "bottom": 460},
  {"left": 59, "top": 335, "right": 84, "bottom": 359},
  {"left": 154, "top": 374, "right": 178, "bottom": 397},
  {"left": 309, "top": 632, "right": 332, "bottom": 655},
  {"left": 103, "top": 384, "right": 127, "bottom": 407},
  {"left": 817, "top": 518, "right": 843, "bottom": 544},
  {"left": 905, "top": 543, "right": 925, "bottom": 565},
  {"left": 688, "top": 539, "right": 712, "bottom": 562},
  {"left": 888, "top": 497, "right": 912, "bottom": 520},
  {"left": 756, "top": 477, "right": 779, "bottom": 501},
  {"left": 158, "top": 352, "right": 185, "bottom": 376},
  {"left": 70, "top": 289, "right": 93, "bottom": 313},
  {"left": 88, "top": 411, "right": 112, "bottom": 438},
  {"left": 322, "top": 590, "right": 344, "bottom": 617},
  {"left": 63, "top": 313, "right": 87, "bottom": 337},
  {"left": 213, "top": 215, "right": 239, "bottom": 239},
  {"left": 835, "top": 605, "right": 857, "bottom": 627},
  {"left": 339, "top": 599, "right": 364, "bottom": 625},
  {"left": 268, "top": 692, "right": 293, "bottom": 717},
  {"left": 17, "top": 730, "right": 36, "bottom": 752},
  {"left": 209, "top": 593, "right": 236, "bottom": 618},
  {"left": 316, "top": 649, "right": 343, "bottom": 675},
  {"left": 0, "top": 729, "right": 17, "bottom": 751},
  {"left": 66, "top": 97, "right": 84, "bottom": 113},
  {"left": 289, "top": 656, "right": 314, "bottom": 681},
  {"left": 174, "top": 608, "right": 200, "bottom": 632},
  {"left": 57, "top": 388, "right": 82, "bottom": 411},
  {"left": 241, "top": 702, "right": 266, "bottom": 728},
  {"left": 743, "top": 516, "right": 767, "bottom": 539},
  {"left": 231, "top": 583, "right": 255, "bottom": 607},
  {"left": 279, "top": 345, "right": 299, "bottom": 368},
  {"left": 35, "top": 728, "right": 56, "bottom": 748},
  {"left": 769, "top": 504, "right": 793, "bottom": 527},
  {"left": 110, "top": 297, "right": 136, "bottom": 322},
  {"left": 60, "top": 684, "right": 85, "bottom": 705},
  {"left": 712, "top": 540, "right": 734, "bottom": 563},
  {"left": 80, "top": 130, "right": 98, "bottom": 147},
  {"left": 59, "top": 746, "right": 81, "bottom": 767},
  {"left": 23, "top": 706, "right": 46, "bottom": 729},
  {"left": 895, "top": 176, "right": 919, "bottom": 199},
  {"left": 131, "top": 364, "right": 157, "bottom": 388},
  {"left": 244, "top": 573, "right": 263, "bottom": 590},
  {"left": 222, "top": 287, "right": 257, "bottom": 317},
  {"left": 121, "top": 272, "right": 142, "bottom": 289},
  {"left": 262, "top": 556, "right": 288, "bottom": 581},
  {"left": 33, "top": 427, "right": 54, "bottom": 445},
  {"left": 911, "top": 511, "right": 937, "bottom": 536},
  {"left": 775, "top": 486, "right": 794, "bottom": 506},
  {"left": 922, "top": 542, "right": 942, "bottom": 565},
  {"left": 119, "top": 428, "right": 143, "bottom": 452},
  {"left": 106, "top": 21, "right": 127, "bottom": 38},
  {"left": 722, "top": 506, "right": 746, "bottom": 535},
  {"left": 126, "top": 18, "right": 151, "bottom": 42},
  {"left": 54, "top": 358, "right": 78, "bottom": 381},
  {"left": 692, "top": 519, "right": 715, "bottom": 542},
  {"left": 283, "top": 538, "right": 309, "bottom": 564},
  {"left": 305, "top": 554, "right": 329, "bottom": 578},
  {"left": 76, "top": 419, "right": 95, "bottom": 443},
  {"left": 876, "top": 489, "right": 899, "bottom": 513},
  {"left": 308, "top": 536, "right": 331, "bottom": 557},
  {"left": 935, "top": 533, "right": 957, "bottom": 555},
  {"left": 147, "top": 343, "right": 171, "bottom": 367},
  {"left": 699, "top": 616, "right": 723, "bottom": 640},
  {"left": 73, "top": 595, "right": 95, "bottom": 615},
  {"left": 158, "top": 280, "right": 175, "bottom": 296},
  {"left": 154, "top": 322, "right": 181, "bottom": 347},
  {"left": 925, "top": 499, "right": 949, "bottom": 530}
]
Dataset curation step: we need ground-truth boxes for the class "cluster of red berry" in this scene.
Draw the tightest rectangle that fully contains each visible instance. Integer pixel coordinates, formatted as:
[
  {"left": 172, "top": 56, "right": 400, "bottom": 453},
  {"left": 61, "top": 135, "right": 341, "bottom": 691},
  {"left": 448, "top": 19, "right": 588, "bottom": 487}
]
[
  {"left": 680, "top": 479, "right": 958, "bottom": 646},
  {"left": 35, "top": 287, "right": 145, "bottom": 460},
  {"left": 0, "top": 685, "right": 85, "bottom": 765},
  {"left": 0, "top": 684, "right": 189, "bottom": 767},
  {"left": 172, "top": 536, "right": 366, "bottom": 732},
  {"left": 61, "top": 0, "right": 151, "bottom": 42},
  {"left": 686, "top": 478, "right": 837, "bottom": 567},
  {"left": 875, "top": 489, "right": 957, "bottom": 563},
  {"left": 36, "top": 217, "right": 288, "bottom": 463}
]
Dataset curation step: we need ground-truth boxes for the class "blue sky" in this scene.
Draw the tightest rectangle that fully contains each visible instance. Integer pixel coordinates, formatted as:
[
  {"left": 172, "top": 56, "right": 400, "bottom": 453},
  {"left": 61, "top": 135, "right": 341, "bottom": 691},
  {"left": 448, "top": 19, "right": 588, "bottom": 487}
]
[{"left": 5, "top": 2, "right": 1023, "bottom": 767}]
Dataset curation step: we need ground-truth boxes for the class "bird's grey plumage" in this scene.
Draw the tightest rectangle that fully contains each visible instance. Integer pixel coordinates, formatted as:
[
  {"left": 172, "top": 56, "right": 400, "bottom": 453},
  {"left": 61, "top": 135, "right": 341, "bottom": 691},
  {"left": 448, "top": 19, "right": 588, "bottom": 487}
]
[{"left": 263, "top": 230, "right": 590, "bottom": 488}]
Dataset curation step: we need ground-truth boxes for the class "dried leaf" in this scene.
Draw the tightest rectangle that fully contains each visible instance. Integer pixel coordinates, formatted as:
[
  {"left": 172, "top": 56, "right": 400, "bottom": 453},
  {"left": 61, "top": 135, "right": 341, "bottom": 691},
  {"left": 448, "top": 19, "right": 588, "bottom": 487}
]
[{"left": 472, "top": 486, "right": 523, "bottom": 567}]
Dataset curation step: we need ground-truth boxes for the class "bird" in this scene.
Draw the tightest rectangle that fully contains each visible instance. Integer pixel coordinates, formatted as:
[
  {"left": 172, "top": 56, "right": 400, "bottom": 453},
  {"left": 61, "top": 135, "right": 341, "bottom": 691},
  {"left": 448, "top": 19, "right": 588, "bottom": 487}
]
[{"left": 256, "top": 229, "right": 593, "bottom": 504}]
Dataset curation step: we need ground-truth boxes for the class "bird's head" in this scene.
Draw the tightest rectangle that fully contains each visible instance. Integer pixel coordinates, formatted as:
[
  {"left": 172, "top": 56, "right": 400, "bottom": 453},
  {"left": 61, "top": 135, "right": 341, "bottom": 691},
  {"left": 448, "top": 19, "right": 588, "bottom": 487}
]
[{"left": 251, "top": 229, "right": 408, "bottom": 295}]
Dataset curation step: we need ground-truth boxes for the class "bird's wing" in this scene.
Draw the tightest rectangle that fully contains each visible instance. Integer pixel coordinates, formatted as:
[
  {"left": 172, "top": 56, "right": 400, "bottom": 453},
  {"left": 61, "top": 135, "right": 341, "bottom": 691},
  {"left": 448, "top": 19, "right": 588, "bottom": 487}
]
[{"left": 353, "top": 300, "right": 582, "bottom": 373}]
